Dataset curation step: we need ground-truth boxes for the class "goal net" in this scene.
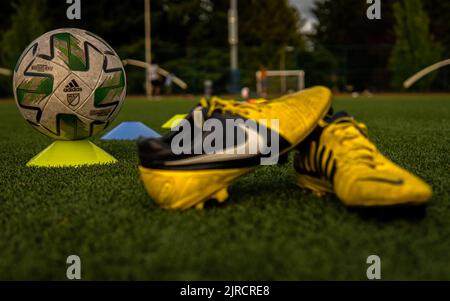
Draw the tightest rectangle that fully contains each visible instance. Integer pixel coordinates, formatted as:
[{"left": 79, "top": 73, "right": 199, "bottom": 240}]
[{"left": 256, "top": 70, "right": 305, "bottom": 96}]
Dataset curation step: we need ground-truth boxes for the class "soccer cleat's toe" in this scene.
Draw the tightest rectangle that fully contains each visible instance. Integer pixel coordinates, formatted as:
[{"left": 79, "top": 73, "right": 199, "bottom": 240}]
[
  {"left": 269, "top": 86, "right": 333, "bottom": 146},
  {"left": 212, "top": 188, "right": 229, "bottom": 203},
  {"left": 335, "top": 164, "right": 433, "bottom": 207}
]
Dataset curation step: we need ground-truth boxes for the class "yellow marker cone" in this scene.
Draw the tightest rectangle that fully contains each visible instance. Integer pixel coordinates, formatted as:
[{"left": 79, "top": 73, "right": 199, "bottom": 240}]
[
  {"left": 161, "top": 114, "right": 187, "bottom": 129},
  {"left": 26, "top": 140, "right": 117, "bottom": 167}
]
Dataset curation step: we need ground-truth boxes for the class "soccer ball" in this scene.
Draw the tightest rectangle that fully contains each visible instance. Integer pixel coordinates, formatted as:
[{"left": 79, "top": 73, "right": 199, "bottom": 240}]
[{"left": 13, "top": 28, "right": 126, "bottom": 140}]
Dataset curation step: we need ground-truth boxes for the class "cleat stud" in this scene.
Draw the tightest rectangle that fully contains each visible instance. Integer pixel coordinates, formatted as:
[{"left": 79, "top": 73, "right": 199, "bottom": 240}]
[
  {"left": 312, "top": 191, "right": 326, "bottom": 198},
  {"left": 213, "top": 188, "right": 229, "bottom": 203},
  {"left": 195, "top": 202, "right": 205, "bottom": 209}
]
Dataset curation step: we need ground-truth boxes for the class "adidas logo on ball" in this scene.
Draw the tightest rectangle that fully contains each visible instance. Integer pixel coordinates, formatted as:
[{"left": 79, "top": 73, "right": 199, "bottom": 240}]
[{"left": 63, "top": 79, "right": 83, "bottom": 92}]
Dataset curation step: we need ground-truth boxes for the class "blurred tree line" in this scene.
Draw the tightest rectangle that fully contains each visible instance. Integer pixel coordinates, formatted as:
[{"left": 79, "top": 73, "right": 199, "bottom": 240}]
[
  {"left": 0, "top": 0, "right": 303, "bottom": 96},
  {"left": 0, "top": 0, "right": 449, "bottom": 96},
  {"left": 312, "top": 0, "right": 447, "bottom": 91}
]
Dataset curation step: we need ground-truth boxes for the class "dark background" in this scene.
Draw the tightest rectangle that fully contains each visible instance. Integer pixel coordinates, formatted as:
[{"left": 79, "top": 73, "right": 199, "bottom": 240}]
[{"left": 0, "top": 0, "right": 449, "bottom": 95}]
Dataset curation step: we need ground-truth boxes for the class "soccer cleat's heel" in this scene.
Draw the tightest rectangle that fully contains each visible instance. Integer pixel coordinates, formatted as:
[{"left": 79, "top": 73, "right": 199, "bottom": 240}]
[
  {"left": 295, "top": 174, "right": 334, "bottom": 197},
  {"left": 139, "top": 166, "right": 254, "bottom": 209}
]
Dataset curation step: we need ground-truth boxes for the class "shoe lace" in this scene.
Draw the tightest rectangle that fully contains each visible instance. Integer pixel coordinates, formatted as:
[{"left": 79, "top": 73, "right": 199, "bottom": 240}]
[
  {"left": 329, "top": 119, "right": 384, "bottom": 169},
  {"left": 200, "top": 97, "right": 267, "bottom": 117}
]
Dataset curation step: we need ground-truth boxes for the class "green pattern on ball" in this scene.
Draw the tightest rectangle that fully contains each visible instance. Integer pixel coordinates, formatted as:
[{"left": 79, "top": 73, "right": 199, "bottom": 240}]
[
  {"left": 58, "top": 114, "right": 90, "bottom": 140},
  {"left": 94, "top": 71, "right": 125, "bottom": 106},
  {"left": 54, "top": 33, "right": 88, "bottom": 71},
  {"left": 91, "top": 122, "right": 109, "bottom": 136},
  {"left": 16, "top": 77, "right": 53, "bottom": 105}
]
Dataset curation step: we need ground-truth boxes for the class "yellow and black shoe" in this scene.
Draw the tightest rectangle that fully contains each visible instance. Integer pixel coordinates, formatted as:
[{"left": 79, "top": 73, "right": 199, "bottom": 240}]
[
  {"left": 294, "top": 111, "right": 432, "bottom": 206},
  {"left": 138, "top": 86, "right": 332, "bottom": 209}
]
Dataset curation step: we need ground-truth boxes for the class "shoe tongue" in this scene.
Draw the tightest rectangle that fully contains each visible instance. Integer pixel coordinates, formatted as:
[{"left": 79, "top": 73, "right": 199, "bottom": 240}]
[{"left": 325, "top": 111, "right": 353, "bottom": 123}]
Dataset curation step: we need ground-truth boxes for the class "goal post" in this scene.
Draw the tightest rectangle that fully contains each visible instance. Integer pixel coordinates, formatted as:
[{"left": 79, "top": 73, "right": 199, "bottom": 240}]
[
  {"left": 256, "top": 69, "right": 305, "bottom": 96},
  {"left": 0, "top": 68, "right": 12, "bottom": 76},
  {"left": 403, "top": 59, "right": 450, "bottom": 89},
  {"left": 122, "top": 58, "right": 188, "bottom": 90}
]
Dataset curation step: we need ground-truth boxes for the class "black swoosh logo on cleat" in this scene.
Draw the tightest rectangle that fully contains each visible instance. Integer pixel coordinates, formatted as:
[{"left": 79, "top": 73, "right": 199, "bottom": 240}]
[{"left": 359, "top": 177, "right": 404, "bottom": 185}]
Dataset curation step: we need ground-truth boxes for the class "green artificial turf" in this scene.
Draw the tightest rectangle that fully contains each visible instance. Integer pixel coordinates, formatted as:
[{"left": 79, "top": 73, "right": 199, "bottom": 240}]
[{"left": 0, "top": 95, "right": 449, "bottom": 280}]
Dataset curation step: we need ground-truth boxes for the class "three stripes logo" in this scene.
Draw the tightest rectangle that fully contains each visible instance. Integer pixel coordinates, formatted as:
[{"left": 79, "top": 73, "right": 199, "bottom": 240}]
[{"left": 63, "top": 79, "right": 82, "bottom": 93}]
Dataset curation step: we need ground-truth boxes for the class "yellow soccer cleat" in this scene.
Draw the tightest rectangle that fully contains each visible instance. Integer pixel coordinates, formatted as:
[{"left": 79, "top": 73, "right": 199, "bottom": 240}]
[
  {"left": 138, "top": 86, "right": 332, "bottom": 209},
  {"left": 294, "top": 112, "right": 432, "bottom": 206}
]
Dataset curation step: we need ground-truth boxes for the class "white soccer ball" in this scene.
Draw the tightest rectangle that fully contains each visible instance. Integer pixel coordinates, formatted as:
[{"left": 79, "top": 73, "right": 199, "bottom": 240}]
[{"left": 13, "top": 28, "right": 126, "bottom": 140}]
